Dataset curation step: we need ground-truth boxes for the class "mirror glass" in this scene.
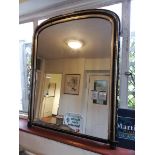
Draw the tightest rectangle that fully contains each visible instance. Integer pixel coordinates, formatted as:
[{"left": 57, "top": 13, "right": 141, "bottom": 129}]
[{"left": 29, "top": 9, "right": 120, "bottom": 143}]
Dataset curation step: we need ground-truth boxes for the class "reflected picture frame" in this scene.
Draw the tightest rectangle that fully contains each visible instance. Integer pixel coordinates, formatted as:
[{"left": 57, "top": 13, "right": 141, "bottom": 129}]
[
  {"left": 64, "top": 74, "right": 80, "bottom": 95},
  {"left": 46, "top": 82, "right": 56, "bottom": 97}
]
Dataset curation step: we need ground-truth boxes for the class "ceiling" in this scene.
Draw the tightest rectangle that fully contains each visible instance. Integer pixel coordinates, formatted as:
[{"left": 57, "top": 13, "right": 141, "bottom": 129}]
[
  {"left": 19, "top": 0, "right": 68, "bottom": 16},
  {"left": 19, "top": 0, "right": 109, "bottom": 19},
  {"left": 38, "top": 18, "right": 112, "bottom": 60}
]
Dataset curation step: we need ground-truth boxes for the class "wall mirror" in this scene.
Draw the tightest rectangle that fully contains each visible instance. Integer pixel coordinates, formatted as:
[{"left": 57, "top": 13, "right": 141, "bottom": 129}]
[{"left": 28, "top": 9, "right": 120, "bottom": 147}]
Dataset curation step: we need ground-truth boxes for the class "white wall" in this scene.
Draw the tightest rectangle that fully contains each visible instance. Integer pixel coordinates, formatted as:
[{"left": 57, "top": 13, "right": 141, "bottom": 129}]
[
  {"left": 45, "top": 58, "right": 110, "bottom": 116},
  {"left": 85, "top": 58, "right": 111, "bottom": 70},
  {"left": 19, "top": 131, "right": 100, "bottom": 155},
  {"left": 45, "top": 58, "right": 85, "bottom": 116}
]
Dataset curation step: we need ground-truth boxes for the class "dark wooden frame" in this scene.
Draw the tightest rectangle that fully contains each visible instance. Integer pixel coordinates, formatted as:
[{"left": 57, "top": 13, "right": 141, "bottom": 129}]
[{"left": 28, "top": 9, "right": 120, "bottom": 149}]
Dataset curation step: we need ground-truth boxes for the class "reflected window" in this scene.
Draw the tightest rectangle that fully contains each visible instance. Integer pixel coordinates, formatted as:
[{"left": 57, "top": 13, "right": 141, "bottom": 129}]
[{"left": 19, "top": 22, "right": 33, "bottom": 113}]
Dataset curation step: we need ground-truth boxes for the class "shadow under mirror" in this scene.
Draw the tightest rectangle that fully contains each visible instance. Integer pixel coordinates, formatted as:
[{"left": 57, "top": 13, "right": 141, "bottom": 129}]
[{"left": 29, "top": 9, "right": 120, "bottom": 146}]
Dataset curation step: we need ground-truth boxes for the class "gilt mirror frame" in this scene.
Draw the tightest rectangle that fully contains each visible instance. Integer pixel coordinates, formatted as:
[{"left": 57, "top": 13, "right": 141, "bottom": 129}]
[{"left": 28, "top": 9, "right": 120, "bottom": 148}]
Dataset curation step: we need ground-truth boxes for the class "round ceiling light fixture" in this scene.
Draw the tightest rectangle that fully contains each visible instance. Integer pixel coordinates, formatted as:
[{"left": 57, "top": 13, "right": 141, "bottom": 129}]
[{"left": 67, "top": 39, "right": 83, "bottom": 49}]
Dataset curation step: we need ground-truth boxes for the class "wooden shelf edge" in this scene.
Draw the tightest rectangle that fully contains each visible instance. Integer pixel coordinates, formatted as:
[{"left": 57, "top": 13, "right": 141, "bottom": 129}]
[{"left": 19, "top": 118, "right": 135, "bottom": 155}]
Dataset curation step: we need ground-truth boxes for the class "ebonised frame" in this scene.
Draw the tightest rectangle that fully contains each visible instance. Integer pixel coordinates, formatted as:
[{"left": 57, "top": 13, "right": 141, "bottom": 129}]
[{"left": 28, "top": 9, "right": 120, "bottom": 149}]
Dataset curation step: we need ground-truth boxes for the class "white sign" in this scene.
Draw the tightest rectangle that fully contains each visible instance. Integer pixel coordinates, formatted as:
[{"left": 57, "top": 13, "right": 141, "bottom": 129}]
[
  {"left": 63, "top": 113, "right": 83, "bottom": 133},
  {"left": 91, "top": 90, "right": 98, "bottom": 100},
  {"left": 98, "top": 91, "right": 107, "bottom": 100}
]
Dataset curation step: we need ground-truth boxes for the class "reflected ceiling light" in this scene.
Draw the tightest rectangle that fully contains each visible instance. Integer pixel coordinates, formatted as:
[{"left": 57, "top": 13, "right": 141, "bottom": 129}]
[{"left": 67, "top": 40, "right": 83, "bottom": 49}]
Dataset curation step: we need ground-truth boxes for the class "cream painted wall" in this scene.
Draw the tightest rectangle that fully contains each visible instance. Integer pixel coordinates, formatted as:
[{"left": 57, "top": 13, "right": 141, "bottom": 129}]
[
  {"left": 19, "top": 131, "right": 100, "bottom": 155},
  {"left": 45, "top": 58, "right": 85, "bottom": 116},
  {"left": 45, "top": 58, "right": 110, "bottom": 116},
  {"left": 85, "top": 58, "right": 111, "bottom": 70}
]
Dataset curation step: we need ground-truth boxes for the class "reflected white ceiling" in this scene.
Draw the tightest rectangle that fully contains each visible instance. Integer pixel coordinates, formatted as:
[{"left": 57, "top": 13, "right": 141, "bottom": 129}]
[{"left": 38, "top": 18, "right": 112, "bottom": 59}]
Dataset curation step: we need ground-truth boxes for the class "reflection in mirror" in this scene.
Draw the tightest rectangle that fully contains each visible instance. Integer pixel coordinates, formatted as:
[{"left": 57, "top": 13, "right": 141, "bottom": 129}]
[{"left": 29, "top": 9, "right": 120, "bottom": 145}]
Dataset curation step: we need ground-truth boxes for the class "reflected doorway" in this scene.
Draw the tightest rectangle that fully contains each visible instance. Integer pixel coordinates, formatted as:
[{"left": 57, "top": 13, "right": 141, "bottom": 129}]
[
  {"left": 41, "top": 73, "right": 62, "bottom": 123},
  {"left": 85, "top": 74, "right": 110, "bottom": 139}
]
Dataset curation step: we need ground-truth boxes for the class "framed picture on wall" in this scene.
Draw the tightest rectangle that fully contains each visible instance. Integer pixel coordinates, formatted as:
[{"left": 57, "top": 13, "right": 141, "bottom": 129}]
[
  {"left": 45, "top": 82, "right": 56, "bottom": 97},
  {"left": 64, "top": 74, "right": 80, "bottom": 95}
]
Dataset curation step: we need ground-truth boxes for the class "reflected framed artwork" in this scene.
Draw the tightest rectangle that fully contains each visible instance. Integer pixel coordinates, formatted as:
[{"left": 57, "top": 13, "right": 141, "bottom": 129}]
[
  {"left": 64, "top": 74, "right": 80, "bottom": 95},
  {"left": 47, "top": 82, "right": 56, "bottom": 97}
]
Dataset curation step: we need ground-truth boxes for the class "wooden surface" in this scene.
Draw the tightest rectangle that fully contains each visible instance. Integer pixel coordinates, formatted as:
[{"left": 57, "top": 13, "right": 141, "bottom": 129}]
[{"left": 19, "top": 118, "right": 135, "bottom": 155}]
